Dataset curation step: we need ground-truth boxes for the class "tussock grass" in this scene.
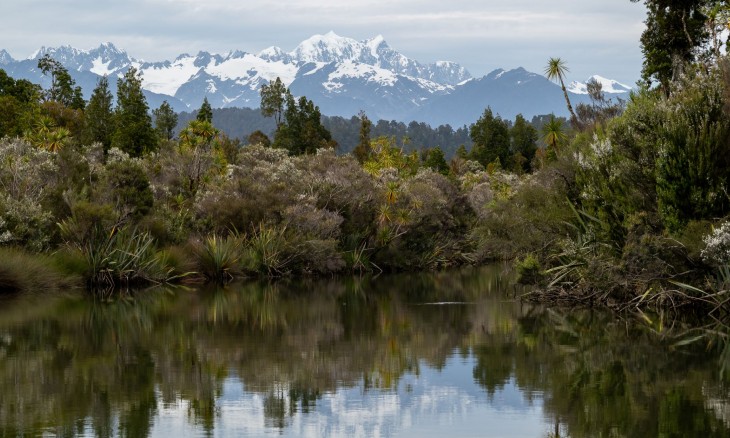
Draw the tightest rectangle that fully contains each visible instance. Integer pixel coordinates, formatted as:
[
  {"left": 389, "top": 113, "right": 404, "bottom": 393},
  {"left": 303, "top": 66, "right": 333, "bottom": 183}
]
[
  {"left": 192, "top": 234, "right": 241, "bottom": 283},
  {"left": 0, "top": 247, "right": 80, "bottom": 293}
]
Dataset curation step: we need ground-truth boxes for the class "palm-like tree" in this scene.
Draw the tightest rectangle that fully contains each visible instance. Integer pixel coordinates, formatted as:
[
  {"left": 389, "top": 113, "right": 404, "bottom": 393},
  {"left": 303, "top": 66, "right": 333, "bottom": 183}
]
[
  {"left": 545, "top": 58, "right": 577, "bottom": 124},
  {"left": 541, "top": 116, "right": 567, "bottom": 155},
  {"left": 45, "top": 127, "right": 71, "bottom": 153}
]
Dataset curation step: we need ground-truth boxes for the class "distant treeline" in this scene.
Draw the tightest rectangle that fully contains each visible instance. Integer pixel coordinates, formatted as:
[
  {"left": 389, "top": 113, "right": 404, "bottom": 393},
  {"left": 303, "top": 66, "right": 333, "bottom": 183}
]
[{"left": 177, "top": 107, "right": 559, "bottom": 159}]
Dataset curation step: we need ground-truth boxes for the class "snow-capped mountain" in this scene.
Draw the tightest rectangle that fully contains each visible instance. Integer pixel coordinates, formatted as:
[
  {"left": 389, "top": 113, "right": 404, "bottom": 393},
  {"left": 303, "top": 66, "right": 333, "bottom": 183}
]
[
  {"left": 0, "top": 49, "right": 14, "bottom": 65},
  {"left": 0, "top": 33, "right": 631, "bottom": 126},
  {"left": 568, "top": 75, "right": 632, "bottom": 95}
]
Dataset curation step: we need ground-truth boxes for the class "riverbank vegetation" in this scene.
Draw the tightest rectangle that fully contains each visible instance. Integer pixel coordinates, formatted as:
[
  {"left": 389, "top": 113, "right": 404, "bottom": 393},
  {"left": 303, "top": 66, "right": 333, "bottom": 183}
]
[{"left": 2, "top": 1, "right": 730, "bottom": 320}]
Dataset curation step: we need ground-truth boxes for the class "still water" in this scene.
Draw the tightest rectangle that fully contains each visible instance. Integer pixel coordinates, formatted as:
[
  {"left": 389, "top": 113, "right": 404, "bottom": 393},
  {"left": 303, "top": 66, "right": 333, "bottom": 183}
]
[{"left": 0, "top": 266, "right": 728, "bottom": 437}]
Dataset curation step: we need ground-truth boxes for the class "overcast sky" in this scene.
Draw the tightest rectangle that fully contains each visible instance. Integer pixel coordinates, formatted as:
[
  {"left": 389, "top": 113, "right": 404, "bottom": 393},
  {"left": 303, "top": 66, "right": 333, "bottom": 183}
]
[{"left": 1, "top": 0, "right": 647, "bottom": 85}]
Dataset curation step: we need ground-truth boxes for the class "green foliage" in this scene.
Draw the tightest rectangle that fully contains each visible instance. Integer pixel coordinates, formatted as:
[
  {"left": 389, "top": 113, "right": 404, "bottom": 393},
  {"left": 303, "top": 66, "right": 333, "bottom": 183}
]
[
  {"left": 655, "top": 66, "right": 730, "bottom": 232},
  {"left": 112, "top": 67, "right": 157, "bottom": 157},
  {"left": 196, "top": 97, "right": 213, "bottom": 123},
  {"left": 103, "top": 159, "right": 154, "bottom": 220},
  {"left": 274, "top": 94, "right": 336, "bottom": 155},
  {"left": 240, "top": 224, "right": 296, "bottom": 276},
  {"left": 153, "top": 100, "right": 178, "bottom": 141},
  {"left": 0, "top": 69, "right": 40, "bottom": 138},
  {"left": 363, "top": 136, "right": 420, "bottom": 177},
  {"left": 247, "top": 129, "right": 271, "bottom": 147},
  {"left": 545, "top": 57, "right": 576, "bottom": 123},
  {"left": 422, "top": 147, "right": 450, "bottom": 175},
  {"left": 469, "top": 108, "right": 510, "bottom": 168},
  {"left": 468, "top": 168, "right": 573, "bottom": 261},
  {"left": 633, "top": 0, "right": 712, "bottom": 92},
  {"left": 59, "top": 223, "right": 174, "bottom": 289},
  {"left": 510, "top": 114, "right": 538, "bottom": 172},
  {"left": 193, "top": 235, "right": 241, "bottom": 283},
  {"left": 83, "top": 76, "right": 115, "bottom": 150},
  {"left": 37, "top": 54, "right": 85, "bottom": 109},
  {"left": 58, "top": 201, "right": 118, "bottom": 247},
  {"left": 0, "top": 138, "right": 58, "bottom": 251},
  {"left": 175, "top": 119, "right": 223, "bottom": 196},
  {"left": 541, "top": 115, "right": 567, "bottom": 155},
  {"left": 260, "top": 77, "right": 287, "bottom": 128},
  {"left": 0, "top": 247, "right": 78, "bottom": 293},
  {"left": 353, "top": 111, "right": 373, "bottom": 163},
  {"left": 0, "top": 68, "right": 41, "bottom": 103},
  {"left": 515, "top": 253, "right": 543, "bottom": 285}
]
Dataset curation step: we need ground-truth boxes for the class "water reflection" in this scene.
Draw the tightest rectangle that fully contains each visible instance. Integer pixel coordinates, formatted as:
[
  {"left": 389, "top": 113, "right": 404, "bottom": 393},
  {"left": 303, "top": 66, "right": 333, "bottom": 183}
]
[{"left": 0, "top": 266, "right": 728, "bottom": 437}]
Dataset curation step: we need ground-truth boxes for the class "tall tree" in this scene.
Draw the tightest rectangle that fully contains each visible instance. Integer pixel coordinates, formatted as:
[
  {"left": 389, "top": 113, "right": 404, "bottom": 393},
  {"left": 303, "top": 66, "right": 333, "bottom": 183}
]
[
  {"left": 37, "top": 54, "right": 84, "bottom": 109},
  {"left": 153, "top": 100, "right": 178, "bottom": 141},
  {"left": 511, "top": 114, "right": 538, "bottom": 172},
  {"left": 112, "top": 68, "right": 156, "bottom": 157},
  {"left": 631, "top": 0, "right": 713, "bottom": 93},
  {"left": 274, "top": 94, "right": 336, "bottom": 155},
  {"left": 353, "top": 111, "right": 373, "bottom": 163},
  {"left": 423, "top": 147, "right": 450, "bottom": 175},
  {"left": 82, "top": 76, "right": 114, "bottom": 150},
  {"left": 469, "top": 108, "right": 511, "bottom": 167},
  {"left": 544, "top": 57, "right": 577, "bottom": 125},
  {"left": 196, "top": 97, "right": 213, "bottom": 123},
  {"left": 0, "top": 69, "right": 40, "bottom": 137},
  {"left": 260, "top": 77, "right": 288, "bottom": 128}
]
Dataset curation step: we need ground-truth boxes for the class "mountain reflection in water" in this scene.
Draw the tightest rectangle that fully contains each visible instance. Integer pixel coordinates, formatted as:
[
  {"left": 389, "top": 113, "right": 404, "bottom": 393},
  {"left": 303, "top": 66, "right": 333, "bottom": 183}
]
[{"left": 0, "top": 266, "right": 728, "bottom": 437}]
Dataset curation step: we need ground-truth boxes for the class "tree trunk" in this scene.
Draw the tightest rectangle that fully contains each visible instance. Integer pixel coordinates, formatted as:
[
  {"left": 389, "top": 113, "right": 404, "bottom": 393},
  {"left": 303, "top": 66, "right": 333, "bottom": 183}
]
[{"left": 559, "top": 78, "right": 578, "bottom": 128}]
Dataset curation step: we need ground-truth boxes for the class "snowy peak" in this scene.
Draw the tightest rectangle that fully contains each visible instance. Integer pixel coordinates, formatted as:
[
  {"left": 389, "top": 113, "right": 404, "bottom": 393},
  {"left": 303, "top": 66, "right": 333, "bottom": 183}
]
[
  {"left": 291, "top": 31, "right": 370, "bottom": 63},
  {"left": 1, "top": 35, "right": 633, "bottom": 126},
  {"left": 86, "top": 42, "right": 133, "bottom": 76},
  {"left": 287, "top": 32, "right": 470, "bottom": 85},
  {"left": 28, "top": 43, "right": 133, "bottom": 76},
  {"left": 30, "top": 45, "right": 83, "bottom": 63},
  {"left": 258, "top": 46, "right": 292, "bottom": 63},
  {"left": 0, "top": 49, "right": 13, "bottom": 65},
  {"left": 568, "top": 75, "right": 632, "bottom": 94}
]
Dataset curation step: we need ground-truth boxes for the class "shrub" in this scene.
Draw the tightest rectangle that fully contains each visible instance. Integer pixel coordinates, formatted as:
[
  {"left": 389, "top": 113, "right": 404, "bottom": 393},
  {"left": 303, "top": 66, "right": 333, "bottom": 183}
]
[
  {"left": 515, "top": 254, "right": 543, "bottom": 285},
  {"left": 655, "top": 67, "right": 730, "bottom": 232},
  {"left": 701, "top": 221, "right": 730, "bottom": 267}
]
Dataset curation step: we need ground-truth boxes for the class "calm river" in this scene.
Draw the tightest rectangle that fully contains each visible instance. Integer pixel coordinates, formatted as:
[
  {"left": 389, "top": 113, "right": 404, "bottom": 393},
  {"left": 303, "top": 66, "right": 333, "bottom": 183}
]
[{"left": 0, "top": 266, "right": 728, "bottom": 437}]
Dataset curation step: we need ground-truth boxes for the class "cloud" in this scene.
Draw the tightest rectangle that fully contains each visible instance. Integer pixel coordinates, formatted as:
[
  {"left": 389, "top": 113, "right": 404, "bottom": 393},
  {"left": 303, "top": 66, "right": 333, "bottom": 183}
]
[{"left": 0, "top": 0, "right": 646, "bottom": 84}]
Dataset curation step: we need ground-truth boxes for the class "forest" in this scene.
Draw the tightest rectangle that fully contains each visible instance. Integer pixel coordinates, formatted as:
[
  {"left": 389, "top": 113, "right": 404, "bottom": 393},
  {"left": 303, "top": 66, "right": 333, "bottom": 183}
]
[{"left": 1, "top": 0, "right": 729, "bottom": 320}]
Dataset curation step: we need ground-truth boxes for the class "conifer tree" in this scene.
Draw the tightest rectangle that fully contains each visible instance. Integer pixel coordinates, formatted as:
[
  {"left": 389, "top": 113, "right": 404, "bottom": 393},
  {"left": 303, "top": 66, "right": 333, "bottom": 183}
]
[
  {"left": 469, "top": 108, "right": 510, "bottom": 167},
  {"left": 153, "top": 100, "right": 178, "bottom": 141},
  {"left": 274, "top": 94, "right": 335, "bottom": 155},
  {"left": 197, "top": 97, "right": 213, "bottom": 123},
  {"left": 112, "top": 68, "right": 156, "bottom": 157},
  {"left": 82, "top": 76, "right": 114, "bottom": 150},
  {"left": 510, "top": 114, "right": 538, "bottom": 171},
  {"left": 353, "top": 111, "right": 373, "bottom": 163},
  {"left": 423, "top": 147, "right": 450, "bottom": 175}
]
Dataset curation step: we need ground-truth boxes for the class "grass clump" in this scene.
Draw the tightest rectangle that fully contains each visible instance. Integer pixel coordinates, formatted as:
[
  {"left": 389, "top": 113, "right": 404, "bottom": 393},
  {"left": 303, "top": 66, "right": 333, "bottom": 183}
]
[
  {"left": 192, "top": 234, "right": 241, "bottom": 283},
  {"left": 0, "top": 247, "right": 79, "bottom": 293},
  {"left": 59, "top": 223, "right": 176, "bottom": 289}
]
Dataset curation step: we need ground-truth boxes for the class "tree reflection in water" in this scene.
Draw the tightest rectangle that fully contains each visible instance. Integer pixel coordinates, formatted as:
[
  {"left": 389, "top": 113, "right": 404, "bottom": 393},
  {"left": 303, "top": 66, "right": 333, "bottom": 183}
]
[{"left": 0, "top": 266, "right": 728, "bottom": 437}]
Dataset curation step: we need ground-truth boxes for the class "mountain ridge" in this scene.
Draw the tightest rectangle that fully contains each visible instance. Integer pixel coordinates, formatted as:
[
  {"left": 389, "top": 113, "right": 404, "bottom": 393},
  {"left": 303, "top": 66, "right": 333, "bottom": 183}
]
[{"left": 0, "top": 33, "right": 631, "bottom": 127}]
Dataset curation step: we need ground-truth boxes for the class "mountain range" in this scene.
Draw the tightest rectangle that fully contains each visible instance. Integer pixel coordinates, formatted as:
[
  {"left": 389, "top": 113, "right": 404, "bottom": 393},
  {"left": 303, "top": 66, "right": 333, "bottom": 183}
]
[{"left": 0, "top": 32, "right": 632, "bottom": 127}]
